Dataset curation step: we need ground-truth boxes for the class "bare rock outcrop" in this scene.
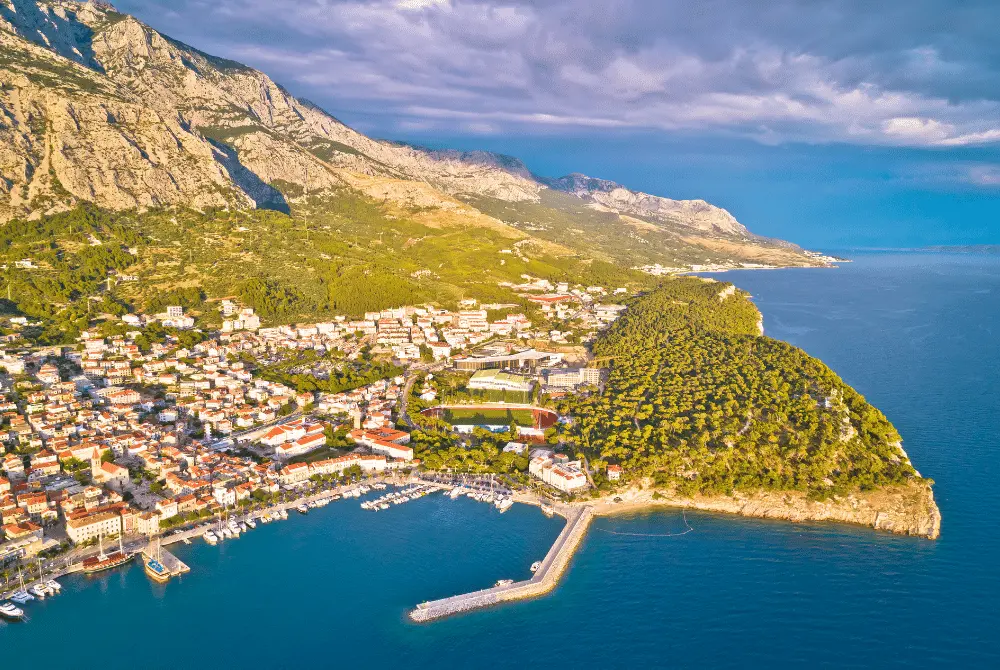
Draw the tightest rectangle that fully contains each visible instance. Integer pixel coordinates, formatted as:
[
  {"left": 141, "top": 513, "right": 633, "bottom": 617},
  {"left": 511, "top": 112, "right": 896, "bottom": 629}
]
[{"left": 591, "top": 481, "right": 941, "bottom": 539}]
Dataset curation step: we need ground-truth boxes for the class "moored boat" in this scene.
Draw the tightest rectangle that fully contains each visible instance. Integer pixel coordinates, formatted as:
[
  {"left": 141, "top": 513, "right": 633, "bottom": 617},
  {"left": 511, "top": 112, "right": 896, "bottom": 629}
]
[
  {"left": 82, "top": 551, "right": 131, "bottom": 574},
  {"left": 0, "top": 602, "right": 25, "bottom": 620},
  {"left": 144, "top": 558, "right": 171, "bottom": 583},
  {"left": 82, "top": 534, "right": 132, "bottom": 575},
  {"left": 9, "top": 590, "right": 33, "bottom": 605}
]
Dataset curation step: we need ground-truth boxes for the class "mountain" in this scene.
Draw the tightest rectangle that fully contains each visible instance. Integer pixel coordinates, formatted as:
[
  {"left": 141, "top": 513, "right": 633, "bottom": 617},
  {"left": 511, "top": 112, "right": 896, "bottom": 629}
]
[
  {"left": 542, "top": 173, "right": 748, "bottom": 237},
  {"left": 0, "top": 0, "right": 824, "bottom": 276}
]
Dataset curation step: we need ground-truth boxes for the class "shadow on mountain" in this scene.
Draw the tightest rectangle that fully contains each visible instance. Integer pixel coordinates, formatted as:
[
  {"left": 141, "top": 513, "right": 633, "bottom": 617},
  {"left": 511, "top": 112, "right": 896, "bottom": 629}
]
[
  {"left": 209, "top": 139, "right": 290, "bottom": 215},
  {"left": 1, "top": 0, "right": 104, "bottom": 72}
]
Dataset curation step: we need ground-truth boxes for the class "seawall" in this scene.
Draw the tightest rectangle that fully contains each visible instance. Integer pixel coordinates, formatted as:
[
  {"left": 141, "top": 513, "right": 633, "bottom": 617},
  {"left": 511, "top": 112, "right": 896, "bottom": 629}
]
[{"left": 410, "top": 505, "right": 593, "bottom": 622}]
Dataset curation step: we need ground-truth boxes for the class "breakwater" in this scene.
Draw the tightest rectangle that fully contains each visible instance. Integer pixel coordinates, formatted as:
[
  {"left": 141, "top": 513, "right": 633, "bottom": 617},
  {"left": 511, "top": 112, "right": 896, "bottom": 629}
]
[{"left": 410, "top": 504, "right": 593, "bottom": 622}]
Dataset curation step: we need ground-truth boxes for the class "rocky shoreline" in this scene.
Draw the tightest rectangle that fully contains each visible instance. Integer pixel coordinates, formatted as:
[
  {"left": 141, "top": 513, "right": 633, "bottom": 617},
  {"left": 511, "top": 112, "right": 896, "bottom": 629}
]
[{"left": 585, "top": 481, "right": 941, "bottom": 540}]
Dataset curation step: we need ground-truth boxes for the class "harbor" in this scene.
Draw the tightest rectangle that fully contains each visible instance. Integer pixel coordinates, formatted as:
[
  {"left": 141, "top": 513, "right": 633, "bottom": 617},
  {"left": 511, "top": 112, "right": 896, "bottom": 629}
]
[
  {"left": 409, "top": 504, "right": 593, "bottom": 622},
  {"left": 1, "top": 475, "right": 570, "bottom": 624}
]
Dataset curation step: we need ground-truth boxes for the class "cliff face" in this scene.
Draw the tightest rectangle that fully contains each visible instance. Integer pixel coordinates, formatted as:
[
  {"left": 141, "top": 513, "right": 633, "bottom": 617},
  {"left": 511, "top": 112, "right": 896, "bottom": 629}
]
[
  {"left": 0, "top": 0, "right": 821, "bottom": 270},
  {"left": 592, "top": 481, "right": 941, "bottom": 539}
]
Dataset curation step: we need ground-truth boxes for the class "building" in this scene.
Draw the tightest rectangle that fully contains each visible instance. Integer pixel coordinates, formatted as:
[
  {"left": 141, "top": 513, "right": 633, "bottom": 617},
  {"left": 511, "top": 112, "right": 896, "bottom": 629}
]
[
  {"left": 542, "top": 366, "right": 605, "bottom": 389},
  {"left": 529, "top": 455, "right": 588, "bottom": 493},
  {"left": 454, "top": 348, "right": 561, "bottom": 372},
  {"left": 468, "top": 369, "right": 534, "bottom": 393},
  {"left": 607, "top": 465, "right": 623, "bottom": 481},
  {"left": 137, "top": 512, "right": 160, "bottom": 536},
  {"left": 349, "top": 428, "right": 413, "bottom": 461},
  {"left": 278, "top": 462, "right": 311, "bottom": 486},
  {"left": 66, "top": 510, "right": 122, "bottom": 544},
  {"left": 275, "top": 432, "right": 326, "bottom": 459},
  {"left": 93, "top": 461, "right": 129, "bottom": 489}
]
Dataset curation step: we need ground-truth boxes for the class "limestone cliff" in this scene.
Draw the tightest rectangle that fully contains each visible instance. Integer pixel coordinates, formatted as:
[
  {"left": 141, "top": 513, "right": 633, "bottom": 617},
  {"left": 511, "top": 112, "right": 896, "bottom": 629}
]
[{"left": 592, "top": 481, "right": 941, "bottom": 539}]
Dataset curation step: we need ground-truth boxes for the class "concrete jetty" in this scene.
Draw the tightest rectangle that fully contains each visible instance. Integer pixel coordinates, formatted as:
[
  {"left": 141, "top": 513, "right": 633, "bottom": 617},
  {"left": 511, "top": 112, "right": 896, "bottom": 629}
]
[
  {"left": 142, "top": 544, "right": 190, "bottom": 579},
  {"left": 410, "top": 505, "right": 593, "bottom": 622}
]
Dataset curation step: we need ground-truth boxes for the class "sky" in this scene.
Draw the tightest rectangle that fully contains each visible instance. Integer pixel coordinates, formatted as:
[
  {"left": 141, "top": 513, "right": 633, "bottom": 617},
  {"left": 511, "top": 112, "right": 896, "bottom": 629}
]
[{"left": 113, "top": 0, "right": 1000, "bottom": 249}]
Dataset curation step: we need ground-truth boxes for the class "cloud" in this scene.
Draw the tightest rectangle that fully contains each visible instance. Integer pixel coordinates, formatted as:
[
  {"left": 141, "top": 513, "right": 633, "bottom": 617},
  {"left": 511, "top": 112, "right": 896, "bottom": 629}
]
[
  {"left": 114, "top": 0, "right": 1000, "bottom": 147},
  {"left": 966, "top": 164, "right": 1000, "bottom": 186}
]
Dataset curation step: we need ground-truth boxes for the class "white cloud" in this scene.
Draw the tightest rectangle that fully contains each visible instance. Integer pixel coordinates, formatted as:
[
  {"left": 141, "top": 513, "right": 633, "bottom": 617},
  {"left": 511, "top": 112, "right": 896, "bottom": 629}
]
[
  {"left": 395, "top": 0, "right": 450, "bottom": 9},
  {"left": 965, "top": 165, "right": 1000, "bottom": 186},
  {"left": 117, "top": 0, "right": 1000, "bottom": 148},
  {"left": 882, "top": 117, "right": 954, "bottom": 143}
]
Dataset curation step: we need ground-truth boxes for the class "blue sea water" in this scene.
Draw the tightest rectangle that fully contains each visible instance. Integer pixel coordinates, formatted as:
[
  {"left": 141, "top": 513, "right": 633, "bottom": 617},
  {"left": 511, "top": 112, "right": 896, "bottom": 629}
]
[{"left": 3, "top": 251, "right": 999, "bottom": 668}]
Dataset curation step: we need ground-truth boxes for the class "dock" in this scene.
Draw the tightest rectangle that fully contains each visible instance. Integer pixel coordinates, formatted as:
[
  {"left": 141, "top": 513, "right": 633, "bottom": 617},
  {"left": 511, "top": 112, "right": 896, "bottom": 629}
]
[{"left": 409, "top": 505, "right": 593, "bottom": 622}]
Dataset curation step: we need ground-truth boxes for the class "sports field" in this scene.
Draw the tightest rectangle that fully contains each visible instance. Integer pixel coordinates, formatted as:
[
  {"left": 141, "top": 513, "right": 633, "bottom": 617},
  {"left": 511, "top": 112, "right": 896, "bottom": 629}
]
[{"left": 440, "top": 408, "right": 536, "bottom": 425}]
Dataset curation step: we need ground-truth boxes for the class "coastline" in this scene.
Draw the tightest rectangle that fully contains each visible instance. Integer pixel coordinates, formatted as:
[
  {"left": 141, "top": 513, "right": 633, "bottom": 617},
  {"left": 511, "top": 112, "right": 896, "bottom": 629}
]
[{"left": 583, "top": 481, "right": 941, "bottom": 540}]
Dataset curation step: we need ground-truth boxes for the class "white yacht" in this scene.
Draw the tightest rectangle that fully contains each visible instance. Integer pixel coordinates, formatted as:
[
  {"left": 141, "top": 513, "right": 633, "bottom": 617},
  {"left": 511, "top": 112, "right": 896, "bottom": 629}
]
[
  {"left": 0, "top": 602, "right": 24, "bottom": 620},
  {"left": 496, "top": 497, "right": 514, "bottom": 513},
  {"left": 245, "top": 518, "right": 257, "bottom": 529},
  {"left": 204, "top": 531, "right": 219, "bottom": 545},
  {"left": 46, "top": 579, "right": 61, "bottom": 593}
]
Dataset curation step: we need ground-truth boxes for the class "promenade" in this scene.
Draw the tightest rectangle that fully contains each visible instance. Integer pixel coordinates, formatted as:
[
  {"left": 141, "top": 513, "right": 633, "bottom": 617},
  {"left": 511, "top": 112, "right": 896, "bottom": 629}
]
[{"left": 410, "top": 503, "right": 593, "bottom": 622}]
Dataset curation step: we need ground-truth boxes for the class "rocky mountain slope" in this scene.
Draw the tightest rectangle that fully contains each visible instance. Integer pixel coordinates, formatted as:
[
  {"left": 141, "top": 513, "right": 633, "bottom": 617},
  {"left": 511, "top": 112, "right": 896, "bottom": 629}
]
[
  {"left": 543, "top": 173, "right": 748, "bottom": 237},
  {"left": 0, "top": 0, "right": 823, "bottom": 270}
]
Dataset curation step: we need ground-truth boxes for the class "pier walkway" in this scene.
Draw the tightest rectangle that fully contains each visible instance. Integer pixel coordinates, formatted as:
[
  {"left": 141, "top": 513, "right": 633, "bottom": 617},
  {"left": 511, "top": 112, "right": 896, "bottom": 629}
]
[{"left": 410, "top": 504, "right": 593, "bottom": 622}]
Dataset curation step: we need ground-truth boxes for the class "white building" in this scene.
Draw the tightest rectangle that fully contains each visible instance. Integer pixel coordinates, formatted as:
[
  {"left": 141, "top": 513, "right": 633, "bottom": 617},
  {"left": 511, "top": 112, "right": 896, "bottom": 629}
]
[
  {"left": 467, "top": 369, "right": 534, "bottom": 393},
  {"left": 66, "top": 511, "right": 122, "bottom": 544},
  {"left": 529, "top": 455, "right": 588, "bottom": 493}
]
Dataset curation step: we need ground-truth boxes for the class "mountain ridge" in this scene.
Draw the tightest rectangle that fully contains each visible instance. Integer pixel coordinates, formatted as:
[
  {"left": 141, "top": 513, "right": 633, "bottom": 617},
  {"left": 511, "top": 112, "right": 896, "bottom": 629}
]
[{"left": 0, "top": 0, "right": 822, "bottom": 271}]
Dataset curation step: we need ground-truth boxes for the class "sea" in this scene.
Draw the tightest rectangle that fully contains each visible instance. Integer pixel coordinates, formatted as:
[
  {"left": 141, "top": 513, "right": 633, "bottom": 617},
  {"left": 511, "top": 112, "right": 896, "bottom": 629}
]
[{"left": 3, "top": 251, "right": 999, "bottom": 668}]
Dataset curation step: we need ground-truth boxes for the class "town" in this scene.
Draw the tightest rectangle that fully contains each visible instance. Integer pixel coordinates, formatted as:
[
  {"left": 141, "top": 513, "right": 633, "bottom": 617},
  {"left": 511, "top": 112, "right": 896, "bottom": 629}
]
[{"left": 0, "top": 276, "right": 631, "bottom": 619}]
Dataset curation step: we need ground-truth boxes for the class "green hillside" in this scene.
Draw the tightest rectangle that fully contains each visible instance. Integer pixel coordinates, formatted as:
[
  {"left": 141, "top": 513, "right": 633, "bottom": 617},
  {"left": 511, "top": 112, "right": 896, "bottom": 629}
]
[
  {"left": 560, "top": 279, "right": 925, "bottom": 498},
  {"left": 0, "top": 192, "right": 657, "bottom": 344}
]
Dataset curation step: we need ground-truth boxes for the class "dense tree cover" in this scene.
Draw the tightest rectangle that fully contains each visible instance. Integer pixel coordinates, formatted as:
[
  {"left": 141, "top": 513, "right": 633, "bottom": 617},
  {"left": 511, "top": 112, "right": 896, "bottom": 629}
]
[
  {"left": 561, "top": 278, "right": 921, "bottom": 499},
  {"left": 257, "top": 357, "right": 403, "bottom": 395},
  {"left": 0, "top": 205, "right": 143, "bottom": 342},
  {"left": 0, "top": 193, "right": 658, "bottom": 344},
  {"left": 412, "top": 425, "right": 529, "bottom": 473}
]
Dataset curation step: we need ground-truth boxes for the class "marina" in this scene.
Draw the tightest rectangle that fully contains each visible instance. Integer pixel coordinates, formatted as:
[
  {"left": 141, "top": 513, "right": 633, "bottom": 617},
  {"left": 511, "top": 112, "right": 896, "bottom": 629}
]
[{"left": 1, "top": 475, "right": 565, "bottom": 626}]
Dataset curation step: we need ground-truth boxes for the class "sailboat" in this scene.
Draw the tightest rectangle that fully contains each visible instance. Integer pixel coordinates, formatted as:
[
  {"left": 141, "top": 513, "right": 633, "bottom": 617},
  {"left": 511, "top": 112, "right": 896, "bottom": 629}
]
[
  {"left": 82, "top": 532, "right": 132, "bottom": 574},
  {"left": 9, "top": 569, "right": 33, "bottom": 604},
  {"left": 144, "top": 538, "right": 171, "bottom": 583}
]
